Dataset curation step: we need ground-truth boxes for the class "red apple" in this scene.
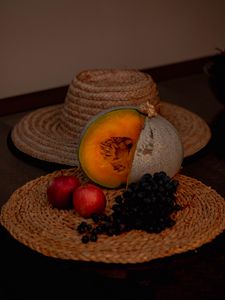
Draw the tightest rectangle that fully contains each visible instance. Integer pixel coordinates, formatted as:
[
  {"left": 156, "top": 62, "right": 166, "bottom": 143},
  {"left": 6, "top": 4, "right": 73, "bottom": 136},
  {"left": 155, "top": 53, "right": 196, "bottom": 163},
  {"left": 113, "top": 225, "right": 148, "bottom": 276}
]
[
  {"left": 73, "top": 184, "right": 106, "bottom": 218},
  {"left": 47, "top": 175, "right": 80, "bottom": 209}
]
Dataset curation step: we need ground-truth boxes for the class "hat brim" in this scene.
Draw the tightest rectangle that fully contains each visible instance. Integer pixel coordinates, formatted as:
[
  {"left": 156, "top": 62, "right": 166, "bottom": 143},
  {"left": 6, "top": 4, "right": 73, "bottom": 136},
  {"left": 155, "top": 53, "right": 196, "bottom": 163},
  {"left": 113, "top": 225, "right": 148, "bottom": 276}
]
[
  {"left": 1, "top": 167, "right": 224, "bottom": 263},
  {"left": 11, "top": 101, "right": 211, "bottom": 166}
]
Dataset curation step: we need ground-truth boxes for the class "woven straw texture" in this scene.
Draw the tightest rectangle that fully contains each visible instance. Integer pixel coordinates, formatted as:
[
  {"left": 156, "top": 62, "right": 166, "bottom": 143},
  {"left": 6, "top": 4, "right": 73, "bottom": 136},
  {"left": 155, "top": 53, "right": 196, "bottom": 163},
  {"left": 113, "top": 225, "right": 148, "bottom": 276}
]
[
  {"left": 1, "top": 168, "right": 225, "bottom": 264},
  {"left": 11, "top": 101, "right": 211, "bottom": 166},
  {"left": 11, "top": 69, "right": 211, "bottom": 166},
  {"left": 160, "top": 102, "right": 211, "bottom": 157},
  {"left": 11, "top": 69, "right": 161, "bottom": 166}
]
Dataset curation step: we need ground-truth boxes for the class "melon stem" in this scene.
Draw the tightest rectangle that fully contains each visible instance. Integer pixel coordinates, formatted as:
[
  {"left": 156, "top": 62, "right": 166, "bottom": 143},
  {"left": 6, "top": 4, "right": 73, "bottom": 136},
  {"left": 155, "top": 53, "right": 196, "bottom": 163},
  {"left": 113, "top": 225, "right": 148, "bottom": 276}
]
[{"left": 138, "top": 101, "right": 158, "bottom": 118}]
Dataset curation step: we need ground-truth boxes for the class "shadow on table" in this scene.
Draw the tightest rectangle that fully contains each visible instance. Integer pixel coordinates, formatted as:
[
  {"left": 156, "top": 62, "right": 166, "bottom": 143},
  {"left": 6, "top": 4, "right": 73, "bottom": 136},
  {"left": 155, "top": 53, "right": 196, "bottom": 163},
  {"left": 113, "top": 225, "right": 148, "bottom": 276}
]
[
  {"left": 7, "top": 129, "right": 71, "bottom": 172},
  {"left": 210, "top": 108, "right": 225, "bottom": 160}
]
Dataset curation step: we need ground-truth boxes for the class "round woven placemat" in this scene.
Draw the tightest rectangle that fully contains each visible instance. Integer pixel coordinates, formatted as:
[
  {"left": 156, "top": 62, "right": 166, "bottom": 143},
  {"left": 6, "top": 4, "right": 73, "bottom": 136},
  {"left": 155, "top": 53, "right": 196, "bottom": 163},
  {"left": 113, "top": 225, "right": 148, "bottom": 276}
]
[{"left": 1, "top": 168, "right": 225, "bottom": 264}]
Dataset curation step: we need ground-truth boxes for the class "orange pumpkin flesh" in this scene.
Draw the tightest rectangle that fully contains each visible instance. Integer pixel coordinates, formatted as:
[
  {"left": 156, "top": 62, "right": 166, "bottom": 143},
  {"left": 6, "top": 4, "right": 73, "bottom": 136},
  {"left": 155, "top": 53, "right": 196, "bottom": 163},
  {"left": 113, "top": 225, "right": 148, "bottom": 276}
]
[{"left": 79, "top": 108, "right": 145, "bottom": 188}]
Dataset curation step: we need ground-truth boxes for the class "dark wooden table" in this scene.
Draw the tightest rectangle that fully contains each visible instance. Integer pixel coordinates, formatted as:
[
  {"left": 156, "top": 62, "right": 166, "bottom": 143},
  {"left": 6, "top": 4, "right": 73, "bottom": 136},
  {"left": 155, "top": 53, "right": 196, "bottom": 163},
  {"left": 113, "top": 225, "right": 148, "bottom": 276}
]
[{"left": 1, "top": 73, "right": 225, "bottom": 300}]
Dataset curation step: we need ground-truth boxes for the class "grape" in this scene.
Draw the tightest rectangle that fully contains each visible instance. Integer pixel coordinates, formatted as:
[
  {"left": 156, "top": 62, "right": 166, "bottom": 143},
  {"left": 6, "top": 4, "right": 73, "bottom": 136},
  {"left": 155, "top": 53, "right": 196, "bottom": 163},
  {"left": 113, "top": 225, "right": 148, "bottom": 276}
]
[{"left": 77, "top": 172, "right": 181, "bottom": 243}]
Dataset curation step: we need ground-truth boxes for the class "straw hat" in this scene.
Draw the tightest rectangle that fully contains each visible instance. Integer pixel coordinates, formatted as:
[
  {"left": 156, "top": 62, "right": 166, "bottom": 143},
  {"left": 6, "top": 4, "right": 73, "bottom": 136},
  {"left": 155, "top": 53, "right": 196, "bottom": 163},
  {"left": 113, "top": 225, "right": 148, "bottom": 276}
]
[{"left": 11, "top": 69, "right": 211, "bottom": 166}]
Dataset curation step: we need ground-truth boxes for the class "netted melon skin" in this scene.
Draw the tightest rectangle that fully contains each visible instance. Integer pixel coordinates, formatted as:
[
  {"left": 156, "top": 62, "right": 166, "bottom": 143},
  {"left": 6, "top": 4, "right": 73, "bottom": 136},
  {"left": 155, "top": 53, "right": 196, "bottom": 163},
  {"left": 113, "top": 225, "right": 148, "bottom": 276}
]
[{"left": 129, "top": 115, "right": 183, "bottom": 182}]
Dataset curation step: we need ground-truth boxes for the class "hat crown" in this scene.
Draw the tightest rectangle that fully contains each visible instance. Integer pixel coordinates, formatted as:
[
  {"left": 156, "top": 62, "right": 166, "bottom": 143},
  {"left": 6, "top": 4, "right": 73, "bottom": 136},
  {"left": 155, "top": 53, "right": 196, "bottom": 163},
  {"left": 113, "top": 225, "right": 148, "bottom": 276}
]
[
  {"left": 60, "top": 69, "right": 160, "bottom": 139},
  {"left": 11, "top": 69, "right": 211, "bottom": 166}
]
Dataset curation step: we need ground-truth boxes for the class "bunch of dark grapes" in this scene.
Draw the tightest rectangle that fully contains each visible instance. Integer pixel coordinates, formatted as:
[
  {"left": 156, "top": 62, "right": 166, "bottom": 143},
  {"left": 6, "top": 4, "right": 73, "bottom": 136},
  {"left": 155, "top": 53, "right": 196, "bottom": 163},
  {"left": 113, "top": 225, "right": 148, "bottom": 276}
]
[{"left": 76, "top": 172, "right": 181, "bottom": 243}]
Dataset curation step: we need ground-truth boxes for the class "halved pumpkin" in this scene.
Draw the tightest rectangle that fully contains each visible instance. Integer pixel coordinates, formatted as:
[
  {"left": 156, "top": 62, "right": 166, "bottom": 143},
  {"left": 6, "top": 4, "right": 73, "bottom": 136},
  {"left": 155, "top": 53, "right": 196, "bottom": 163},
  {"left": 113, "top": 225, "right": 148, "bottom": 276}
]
[{"left": 78, "top": 105, "right": 183, "bottom": 188}]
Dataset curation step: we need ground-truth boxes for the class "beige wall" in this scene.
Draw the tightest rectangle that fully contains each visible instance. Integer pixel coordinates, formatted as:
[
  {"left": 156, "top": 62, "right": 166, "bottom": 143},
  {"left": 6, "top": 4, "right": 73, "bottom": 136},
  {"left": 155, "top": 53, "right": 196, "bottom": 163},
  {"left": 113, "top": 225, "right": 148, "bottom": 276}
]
[{"left": 1, "top": 0, "right": 225, "bottom": 99}]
